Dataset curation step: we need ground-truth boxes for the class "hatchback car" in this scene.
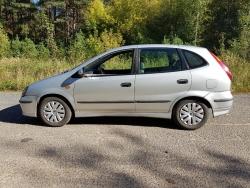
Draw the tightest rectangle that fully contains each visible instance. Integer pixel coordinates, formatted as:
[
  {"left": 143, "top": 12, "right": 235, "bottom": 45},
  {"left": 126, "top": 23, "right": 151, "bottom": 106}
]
[{"left": 19, "top": 44, "right": 233, "bottom": 130}]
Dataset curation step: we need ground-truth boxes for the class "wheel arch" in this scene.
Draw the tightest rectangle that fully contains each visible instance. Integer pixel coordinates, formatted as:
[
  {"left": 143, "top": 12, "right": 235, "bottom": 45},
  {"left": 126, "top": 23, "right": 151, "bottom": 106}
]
[
  {"left": 37, "top": 94, "right": 75, "bottom": 118},
  {"left": 171, "top": 96, "right": 212, "bottom": 113}
]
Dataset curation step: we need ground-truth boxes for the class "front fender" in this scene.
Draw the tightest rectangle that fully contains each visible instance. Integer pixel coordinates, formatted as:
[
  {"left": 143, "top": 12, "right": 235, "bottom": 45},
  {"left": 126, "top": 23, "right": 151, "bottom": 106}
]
[{"left": 37, "top": 87, "right": 76, "bottom": 110}]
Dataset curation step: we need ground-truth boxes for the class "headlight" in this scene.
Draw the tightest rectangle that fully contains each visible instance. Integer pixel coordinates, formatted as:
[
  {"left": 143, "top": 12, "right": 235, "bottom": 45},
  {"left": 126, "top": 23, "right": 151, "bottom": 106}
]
[{"left": 21, "top": 86, "right": 29, "bottom": 97}]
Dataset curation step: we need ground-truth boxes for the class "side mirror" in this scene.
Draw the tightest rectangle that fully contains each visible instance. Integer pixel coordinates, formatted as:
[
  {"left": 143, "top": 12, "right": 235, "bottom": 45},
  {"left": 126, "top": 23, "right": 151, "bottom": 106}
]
[{"left": 77, "top": 68, "right": 84, "bottom": 77}]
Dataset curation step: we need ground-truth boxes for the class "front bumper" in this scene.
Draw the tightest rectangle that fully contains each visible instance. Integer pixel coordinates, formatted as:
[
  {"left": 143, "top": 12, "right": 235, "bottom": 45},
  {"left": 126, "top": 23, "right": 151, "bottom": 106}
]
[
  {"left": 19, "top": 96, "right": 39, "bottom": 117},
  {"left": 205, "top": 91, "right": 233, "bottom": 117}
]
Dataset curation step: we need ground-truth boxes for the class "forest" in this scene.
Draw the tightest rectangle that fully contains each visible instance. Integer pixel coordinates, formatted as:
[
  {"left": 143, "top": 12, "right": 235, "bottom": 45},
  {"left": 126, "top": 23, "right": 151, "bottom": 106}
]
[{"left": 0, "top": 0, "right": 250, "bottom": 92}]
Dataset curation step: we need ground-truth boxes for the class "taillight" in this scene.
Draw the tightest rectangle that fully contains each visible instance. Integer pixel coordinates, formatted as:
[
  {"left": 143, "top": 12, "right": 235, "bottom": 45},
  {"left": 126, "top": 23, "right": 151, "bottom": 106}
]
[{"left": 209, "top": 52, "right": 232, "bottom": 80}]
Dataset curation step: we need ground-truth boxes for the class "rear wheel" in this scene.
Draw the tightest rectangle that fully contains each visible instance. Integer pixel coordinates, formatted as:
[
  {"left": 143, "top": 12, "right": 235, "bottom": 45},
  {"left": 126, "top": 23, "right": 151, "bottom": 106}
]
[
  {"left": 173, "top": 100, "right": 208, "bottom": 130},
  {"left": 38, "top": 97, "right": 72, "bottom": 127}
]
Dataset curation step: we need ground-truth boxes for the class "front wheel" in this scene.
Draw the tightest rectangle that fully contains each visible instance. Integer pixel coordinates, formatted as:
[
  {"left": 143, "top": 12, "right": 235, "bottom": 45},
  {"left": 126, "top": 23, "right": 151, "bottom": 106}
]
[
  {"left": 173, "top": 100, "right": 208, "bottom": 130},
  {"left": 38, "top": 97, "right": 72, "bottom": 127}
]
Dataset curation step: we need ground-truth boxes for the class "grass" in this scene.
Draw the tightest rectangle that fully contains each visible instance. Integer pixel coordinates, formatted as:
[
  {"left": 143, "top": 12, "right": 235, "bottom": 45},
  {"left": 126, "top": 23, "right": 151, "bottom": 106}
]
[
  {"left": 0, "top": 58, "right": 78, "bottom": 91},
  {"left": 0, "top": 56, "right": 249, "bottom": 93},
  {"left": 221, "top": 54, "right": 250, "bottom": 93}
]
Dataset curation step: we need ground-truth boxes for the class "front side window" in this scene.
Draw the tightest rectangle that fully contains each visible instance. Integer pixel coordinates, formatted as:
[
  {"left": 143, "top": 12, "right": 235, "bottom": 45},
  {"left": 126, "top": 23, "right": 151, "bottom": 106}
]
[
  {"left": 139, "top": 48, "right": 182, "bottom": 74},
  {"left": 85, "top": 50, "right": 134, "bottom": 76}
]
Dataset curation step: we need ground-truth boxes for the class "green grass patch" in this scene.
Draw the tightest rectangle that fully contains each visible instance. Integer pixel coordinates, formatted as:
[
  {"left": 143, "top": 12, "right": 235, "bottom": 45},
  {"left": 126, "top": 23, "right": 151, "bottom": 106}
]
[{"left": 0, "top": 58, "right": 78, "bottom": 91}]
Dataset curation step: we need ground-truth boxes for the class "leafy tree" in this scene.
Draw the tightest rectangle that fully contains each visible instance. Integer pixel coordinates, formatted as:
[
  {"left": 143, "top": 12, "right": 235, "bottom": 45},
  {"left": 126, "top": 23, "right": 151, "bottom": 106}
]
[
  {"left": 107, "top": 0, "right": 149, "bottom": 44},
  {"left": 46, "top": 34, "right": 61, "bottom": 58},
  {"left": 0, "top": 25, "right": 10, "bottom": 58},
  {"left": 150, "top": 0, "right": 209, "bottom": 45},
  {"left": 36, "top": 0, "right": 90, "bottom": 45},
  {"left": 85, "top": 29, "right": 124, "bottom": 58},
  {"left": 85, "top": 0, "right": 112, "bottom": 32},
  {"left": 2, "top": 0, "right": 37, "bottom": 39},
  {"left": 162, "top": 35, "right": 185, "bottom": 45},
  {"left": 201, "top": 0, "right": 243, "bottom": 49},
  {"left": 0, "top": 0, "right": 250, "bottom": 62},
  {"left": 10, "top": 36, "right": 38, "bottom": 58},
  {"left": 68, "top": 30, "right": 87, "bottom": 62},
  {"left": 10, "top": 35, "right": 23, "bottom": 57},
  {"left": 21, "top": 37, "right": 38, "bottom": 58},
  {"left": 36, "top": 42, "right": 50, "bottom": 59}
]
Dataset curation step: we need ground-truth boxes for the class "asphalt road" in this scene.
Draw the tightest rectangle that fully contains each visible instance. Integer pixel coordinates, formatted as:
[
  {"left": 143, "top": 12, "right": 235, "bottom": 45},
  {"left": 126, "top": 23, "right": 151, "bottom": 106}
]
[{"left": 0, "top": 92, "right": 250, "bottom": 188}]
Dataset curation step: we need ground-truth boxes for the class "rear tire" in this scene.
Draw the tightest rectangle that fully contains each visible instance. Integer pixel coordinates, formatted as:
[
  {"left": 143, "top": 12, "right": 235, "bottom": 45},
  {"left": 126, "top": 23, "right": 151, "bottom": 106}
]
[
  {"left": 38, "top": 97, "right": 72, "bottom": 127},
  {"left": 173, "top": 100, "right": 208, "bottom": 130}
]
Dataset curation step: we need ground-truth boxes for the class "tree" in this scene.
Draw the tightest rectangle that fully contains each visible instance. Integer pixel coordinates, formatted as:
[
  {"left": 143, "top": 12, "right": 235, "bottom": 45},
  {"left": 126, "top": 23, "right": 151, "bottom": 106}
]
[
  {"left": 201, "top": 0, "right": 243, "bottom": 49},
  {"left": 1, "top": 0, "right": 37, "bottom": 39},
  {"left": 85, "top": 29, "right": 124, "bottom": 58},
  {"left": 0, "top": 24, "right": 9, "bottom": 58},
  {"left": 36, "top": 42, "right": 50, "bottom": 59},
  {"left": 21, "top": 37, "right": 38, "bottom": 58},
  {"left": 148, "top": 0, "right": 209, "bottom": 45},
  {"left": 68, "top": 30, "right": 87, "bottom": 62},
  {"left": 35, "top": 0, "right": 89, "bottom": 45},
  {"left": 107, "top": 0, "right": 149, "bottom": 44},
  {"left": 85, "top": 0, "right": 112, "bottom": 33},
  {"left": 10, "top": 35, "right": 23, "bottom": 57}
]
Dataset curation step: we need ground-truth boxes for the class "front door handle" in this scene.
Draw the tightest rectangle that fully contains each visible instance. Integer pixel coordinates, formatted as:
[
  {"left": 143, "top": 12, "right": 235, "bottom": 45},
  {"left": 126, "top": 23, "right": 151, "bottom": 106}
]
[
  {"left": 177, "top": 79, "right": 188, "bottom": 84},
  {"left": 120, "top": 82, "right": 131, "bottom": 87}
]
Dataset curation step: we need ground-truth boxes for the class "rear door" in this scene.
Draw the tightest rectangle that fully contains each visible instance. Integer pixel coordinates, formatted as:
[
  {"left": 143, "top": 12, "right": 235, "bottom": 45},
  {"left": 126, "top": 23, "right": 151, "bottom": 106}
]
[{"left": 135, "top": 48, "right": 191, "bottom": 112}]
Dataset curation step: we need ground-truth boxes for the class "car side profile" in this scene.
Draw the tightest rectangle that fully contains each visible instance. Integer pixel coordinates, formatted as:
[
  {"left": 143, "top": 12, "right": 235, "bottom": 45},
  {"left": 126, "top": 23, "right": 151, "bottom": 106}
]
[{"left": 19, "top": 44, "right": 233, "bottom": 130}]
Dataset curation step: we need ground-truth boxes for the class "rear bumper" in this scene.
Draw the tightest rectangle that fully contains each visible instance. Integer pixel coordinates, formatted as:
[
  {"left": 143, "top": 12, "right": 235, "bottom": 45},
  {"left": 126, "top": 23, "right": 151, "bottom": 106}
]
[
  {"left": 19, "top": 96, "right": 39, "bottom": 117},
  {"left": 205, "top": 91, "right": 233, "bottom": 117}
]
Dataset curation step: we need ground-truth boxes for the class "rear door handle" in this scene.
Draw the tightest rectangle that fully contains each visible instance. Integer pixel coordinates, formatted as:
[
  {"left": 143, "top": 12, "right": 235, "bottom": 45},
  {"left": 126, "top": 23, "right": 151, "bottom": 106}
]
[
  {"left": 177, "top": 79, "right": 188, "bottom": 84},
  {"left": 120, "top": 82, "right": 131, "bottom": 87}
]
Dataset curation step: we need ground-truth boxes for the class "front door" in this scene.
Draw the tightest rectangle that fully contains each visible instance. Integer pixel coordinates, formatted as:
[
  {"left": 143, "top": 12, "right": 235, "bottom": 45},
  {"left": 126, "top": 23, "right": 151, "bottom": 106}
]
[
  {"left": 74, "top": 49, "right": 136, "bottom": 112},
  {"left": 135, "top": 48, "right": 191, "bottom": 112}
]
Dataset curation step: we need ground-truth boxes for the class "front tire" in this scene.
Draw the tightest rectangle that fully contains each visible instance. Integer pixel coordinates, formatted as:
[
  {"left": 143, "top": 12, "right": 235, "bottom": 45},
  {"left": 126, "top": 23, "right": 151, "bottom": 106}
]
[
  {"left": 38, "top": 97, "right": 72, "bottom": 127},
  {"left": 173, "top": 100, "right": 208, "bottom": 130}
]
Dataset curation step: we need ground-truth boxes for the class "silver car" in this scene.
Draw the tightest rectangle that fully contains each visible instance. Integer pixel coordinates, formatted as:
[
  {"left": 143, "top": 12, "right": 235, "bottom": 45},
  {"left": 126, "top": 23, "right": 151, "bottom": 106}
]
[{"left": 19, "top": 44, "right": 233, "bottom": 130}]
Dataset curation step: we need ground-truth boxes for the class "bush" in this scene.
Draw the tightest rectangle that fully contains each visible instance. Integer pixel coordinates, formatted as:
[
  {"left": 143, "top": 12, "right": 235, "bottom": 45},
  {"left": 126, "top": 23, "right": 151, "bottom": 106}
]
[
  {"left": 162, "top": 35, "right": 184, "bottom": 45},
  {"left": 22, "top": 37, "right": 38, "bottom": 58},
  {"left": 220, "top": 53, "right": 250, "bottom": 93},
  {"left": 36, "top": 42, "right": 50, "bottom": 59},
  {"left": 10, "top": 35, "right": 23, "bottom": 58},
  {"left": 10, "top": 36, "right": 38, "bottom": 58},
  {"left": 46, "top": 35, "right": 61, "bottom": 59},
  {"left": 219, "top": 32, "right": 250, "bottom": 93},
  {"left": 229, "top": 28, "right": 250, "bottom": 61},
  {"left": 68, "top": 31, "right": 87, "bottom": 63}
]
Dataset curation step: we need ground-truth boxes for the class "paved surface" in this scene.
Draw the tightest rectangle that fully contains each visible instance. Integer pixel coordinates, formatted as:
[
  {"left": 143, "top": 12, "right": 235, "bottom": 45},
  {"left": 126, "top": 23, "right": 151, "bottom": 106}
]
[{"left": 0, "top": 92, "right": 250, "bottom": 188}]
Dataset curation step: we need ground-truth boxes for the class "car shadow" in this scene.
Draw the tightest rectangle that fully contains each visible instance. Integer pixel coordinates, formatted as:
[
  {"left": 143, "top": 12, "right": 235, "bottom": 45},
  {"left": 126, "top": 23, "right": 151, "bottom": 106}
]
[
  {"left": 0, "top": 104, "right": 41, "bottom": 125},
  {"left": 70, "top": 116, "right": 178, "bottom": 130},
  {"left": 0, "top": 104, "right": 179, "bottom": 129}
]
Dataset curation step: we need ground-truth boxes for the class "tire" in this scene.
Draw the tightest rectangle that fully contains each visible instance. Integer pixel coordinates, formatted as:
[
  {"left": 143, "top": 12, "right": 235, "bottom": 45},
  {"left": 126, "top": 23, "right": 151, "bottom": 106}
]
[
  {"left": 38, "top": 97, "right": 72, "bottom": 127},
  {"left": 173, "top": 100, "right": 208, "bottom": 130}
]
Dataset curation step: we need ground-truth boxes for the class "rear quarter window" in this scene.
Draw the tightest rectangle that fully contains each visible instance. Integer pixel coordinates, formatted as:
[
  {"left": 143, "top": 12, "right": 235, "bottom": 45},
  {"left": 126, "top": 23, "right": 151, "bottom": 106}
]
[{"left": 183, "top": 50, "right": 208, "bottom": 69}]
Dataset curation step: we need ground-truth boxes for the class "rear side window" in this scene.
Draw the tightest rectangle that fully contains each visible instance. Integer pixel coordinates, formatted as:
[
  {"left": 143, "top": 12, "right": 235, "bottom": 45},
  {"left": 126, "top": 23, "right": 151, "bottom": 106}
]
[
  {"left": 183, "top": 50, "right": 208, "bottom": 69},
  {"left": 139, "top": 48, "right": 182, "bottom": 74}
]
